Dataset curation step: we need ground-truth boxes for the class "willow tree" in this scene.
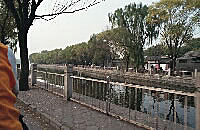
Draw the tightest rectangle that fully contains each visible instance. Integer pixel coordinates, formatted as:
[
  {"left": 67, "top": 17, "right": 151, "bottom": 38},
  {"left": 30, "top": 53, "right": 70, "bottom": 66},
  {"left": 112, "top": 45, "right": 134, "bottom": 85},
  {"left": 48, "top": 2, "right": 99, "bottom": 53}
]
[
  {"left": 3, "top": 0, "right": 104, "bottom": 91},
  {"left": 147, "top": 0, "right": 200, "bottom": 70},
  {"left": 109, "top": 2, "right": 158, "bottom": 71}
]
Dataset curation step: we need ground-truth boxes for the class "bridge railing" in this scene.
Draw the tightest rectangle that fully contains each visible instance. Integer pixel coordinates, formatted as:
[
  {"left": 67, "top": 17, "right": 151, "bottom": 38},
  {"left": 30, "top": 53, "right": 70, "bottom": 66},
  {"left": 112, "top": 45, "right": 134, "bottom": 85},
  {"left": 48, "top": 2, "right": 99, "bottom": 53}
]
[{"left": 30, "top": 64, "right": 200, "bottom": 130}]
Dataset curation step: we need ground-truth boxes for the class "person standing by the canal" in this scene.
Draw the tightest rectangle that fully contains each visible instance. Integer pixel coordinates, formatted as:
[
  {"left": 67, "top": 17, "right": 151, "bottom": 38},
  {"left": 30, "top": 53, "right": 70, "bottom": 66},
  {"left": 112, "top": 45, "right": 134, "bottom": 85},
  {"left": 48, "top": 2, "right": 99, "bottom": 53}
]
[{"left": 0, "top": 43, "right": 23, "bottom": 130}]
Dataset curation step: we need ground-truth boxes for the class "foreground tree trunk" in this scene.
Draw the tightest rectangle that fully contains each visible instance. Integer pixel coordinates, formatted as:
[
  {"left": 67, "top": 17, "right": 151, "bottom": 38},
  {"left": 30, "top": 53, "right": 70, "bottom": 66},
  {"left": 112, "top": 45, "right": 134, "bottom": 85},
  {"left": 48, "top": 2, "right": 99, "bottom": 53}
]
[{"left": 18, "top": 30, "right": 29, "bottom": 91}]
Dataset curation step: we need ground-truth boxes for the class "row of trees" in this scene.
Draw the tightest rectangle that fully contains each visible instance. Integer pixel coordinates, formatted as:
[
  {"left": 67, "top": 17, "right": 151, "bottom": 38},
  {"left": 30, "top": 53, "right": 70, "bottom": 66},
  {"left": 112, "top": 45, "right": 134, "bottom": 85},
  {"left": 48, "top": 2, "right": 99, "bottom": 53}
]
[
  {"left": 29, "top": 34, "right": 200, "bottom": 69},
  {"left": 30, "top": 33, "right": 116, "bottom": 66}
]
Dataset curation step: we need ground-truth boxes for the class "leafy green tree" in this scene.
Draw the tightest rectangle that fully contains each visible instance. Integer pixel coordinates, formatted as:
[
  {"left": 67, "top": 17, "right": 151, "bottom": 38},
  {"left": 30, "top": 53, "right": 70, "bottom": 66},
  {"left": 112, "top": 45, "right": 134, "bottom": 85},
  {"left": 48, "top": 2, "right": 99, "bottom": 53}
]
[
  {"left": 109, "top": 3, "right": 158, "bottom": 71},
  {"left": 186, "top": 38, "right": 200, "bottom": 51},
  {"left": 144, "top": 44, "right": 168, "bottom": 56},
  {"left": 75, "top": 42, "right": 90, "bottom": 65},
  {"left": 3, "top": 0, "right": 104, "bottom": 90},
  {"left": 96, "top": 29, "right": 124, "bottom": 67},
  {"left": 61, "top": 46, "right": 74, "bottom": 64},
  {"left": 147, "top": 0, "right": 200, "bottom": 70},
  {"left": 0, "top": 0, "right": 17, "bottom": 53},
  {"left": 62, "top": 43, "right": 89, "bottom": 65},
  {"left": 29, "top": 52, "right": 44, "bottom": 64},
  {"left": 88, "top": 34, "right": 112, "bottom": 66},
  {"left": 100, "top": 27, "right": 132, "bottom": 71},
  {"left": 179, "top": 37, "right": 200, "bottom": 56}
]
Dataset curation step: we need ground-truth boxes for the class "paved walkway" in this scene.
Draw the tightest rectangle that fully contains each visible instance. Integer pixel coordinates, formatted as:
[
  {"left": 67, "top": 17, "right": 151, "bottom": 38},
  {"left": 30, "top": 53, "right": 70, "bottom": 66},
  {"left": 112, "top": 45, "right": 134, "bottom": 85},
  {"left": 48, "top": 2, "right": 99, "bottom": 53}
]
[
  {"left": 17, "top": 87, "right": 145, "bottom": 130},
  {"left": 16, "top": 99, "right": 54, "bottom": 130}
]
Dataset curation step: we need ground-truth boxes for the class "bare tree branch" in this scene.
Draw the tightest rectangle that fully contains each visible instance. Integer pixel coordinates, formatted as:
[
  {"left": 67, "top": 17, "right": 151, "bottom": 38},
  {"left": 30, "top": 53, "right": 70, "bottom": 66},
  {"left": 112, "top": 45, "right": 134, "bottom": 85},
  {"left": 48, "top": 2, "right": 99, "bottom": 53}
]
[
  {"left": 36, "top": 0, "right": 43, "bottom": 7},
  {"left": 35, "top": 0, "right": 104, "bottom": 21}
]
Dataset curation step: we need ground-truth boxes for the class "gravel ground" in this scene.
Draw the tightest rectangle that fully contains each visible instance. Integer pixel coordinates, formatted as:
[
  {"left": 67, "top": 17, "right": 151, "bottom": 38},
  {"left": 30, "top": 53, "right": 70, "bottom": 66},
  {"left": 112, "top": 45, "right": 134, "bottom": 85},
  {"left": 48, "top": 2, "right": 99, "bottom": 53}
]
[
  {"left": 16, "top": 100, "right": 55, "bottom": 130},
  {"left": 17, "top": 87, "right": 145, "bottom": 130}
]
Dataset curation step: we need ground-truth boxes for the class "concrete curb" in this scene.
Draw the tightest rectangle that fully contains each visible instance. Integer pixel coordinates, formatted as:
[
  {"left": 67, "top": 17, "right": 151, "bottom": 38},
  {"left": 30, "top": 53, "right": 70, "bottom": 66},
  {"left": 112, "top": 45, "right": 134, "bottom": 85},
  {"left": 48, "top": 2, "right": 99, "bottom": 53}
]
[{"left": 17, "top": 98, "right": 71, "bottom": 130}]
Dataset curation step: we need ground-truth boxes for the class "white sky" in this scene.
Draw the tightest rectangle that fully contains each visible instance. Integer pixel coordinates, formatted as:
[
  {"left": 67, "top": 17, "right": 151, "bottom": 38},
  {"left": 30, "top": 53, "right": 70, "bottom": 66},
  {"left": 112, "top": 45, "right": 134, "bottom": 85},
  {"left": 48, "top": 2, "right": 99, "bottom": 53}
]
[{"left": 16, "top": 0, "right": 159, "bottom": 58}]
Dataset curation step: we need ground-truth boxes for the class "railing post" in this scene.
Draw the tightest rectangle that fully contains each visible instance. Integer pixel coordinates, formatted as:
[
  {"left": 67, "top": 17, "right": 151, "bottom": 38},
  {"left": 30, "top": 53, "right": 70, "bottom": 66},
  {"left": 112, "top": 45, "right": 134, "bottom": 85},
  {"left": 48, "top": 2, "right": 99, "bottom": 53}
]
[
  {"left": 195, "top": 72, "right": 200, "bottom": 130},
  {"left": 168, "top": 68, "right": 171, "bottom": 76},
  {"left": 134, "top": 87, "right": 137, "bottom": 121},
  {"left": 173, "top": 94, "right": 177, "bottom": 130},
  {"left": 17, "top": 64, "right": 20, "bottom": 80},
  {"left": 45, "top": 71, "right": 48, "bottom": 89},
  {"left": 106, "top": 76, "right": 110, "bottom": 115},
  {"left": 194, "top": 69, "right": 198, "bottom": 79},
  {"left": 31, "top": 64, "right": 37, "bottom": 86},
  {"left": 64, "top": 64, "right": 73, "bottom": 100},
  {"left": 184, "top": 96, "right": 187, "bottom": 130}
]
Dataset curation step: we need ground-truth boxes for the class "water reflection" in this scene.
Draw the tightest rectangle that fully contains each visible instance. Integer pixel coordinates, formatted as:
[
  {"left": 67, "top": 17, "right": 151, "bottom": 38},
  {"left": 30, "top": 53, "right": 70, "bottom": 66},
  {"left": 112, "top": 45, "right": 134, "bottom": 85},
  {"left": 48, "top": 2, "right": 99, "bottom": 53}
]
[
  {"left": 74, "top": 82, "right": 196, "bottom": 128},
  {"left": 110, "top": 85, "right": 196, "bottom": 128}
]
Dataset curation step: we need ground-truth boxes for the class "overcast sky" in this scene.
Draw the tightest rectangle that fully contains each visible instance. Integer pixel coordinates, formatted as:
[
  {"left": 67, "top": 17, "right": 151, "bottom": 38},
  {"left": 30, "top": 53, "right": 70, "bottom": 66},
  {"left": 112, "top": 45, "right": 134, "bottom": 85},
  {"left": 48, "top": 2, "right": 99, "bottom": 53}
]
[{"left": 16, "top": 0, "right": 159, "bottom": 58}]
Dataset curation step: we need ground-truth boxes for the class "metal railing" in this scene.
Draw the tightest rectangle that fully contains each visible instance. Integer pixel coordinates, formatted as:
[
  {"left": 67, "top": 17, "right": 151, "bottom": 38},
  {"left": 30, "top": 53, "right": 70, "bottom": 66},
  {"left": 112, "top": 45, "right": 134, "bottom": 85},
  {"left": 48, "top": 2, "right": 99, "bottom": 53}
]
[
  {"left": 70, "top": 76, "right": 197, "bottom": 130},
  {"left": 31, "top": 64, "right": 200, "bottom": 130},
  {"left": 36, "top": 70, "right": 65, "bottom": 97}
]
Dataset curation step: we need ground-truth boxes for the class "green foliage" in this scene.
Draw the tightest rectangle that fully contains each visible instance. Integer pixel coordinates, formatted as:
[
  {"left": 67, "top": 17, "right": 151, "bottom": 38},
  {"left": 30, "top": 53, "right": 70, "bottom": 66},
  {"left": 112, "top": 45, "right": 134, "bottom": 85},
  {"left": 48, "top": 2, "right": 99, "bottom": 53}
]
[
  {"left": 144, "top": 37, "right": 200, "bottom": 57},
  {"left": 185, "top": 38, "right": 200, "bottom": 51},
  {"left": 144, "top": 44, "right": 168, "bottom": 56},
  {"left": 179, "top": 37, "right": 200, "bottom": 56},
  {"left": 88, "top": 34, "right": 113, "bottom": 66},
  {"left": 95, "top": 27, "right": 132, "bottom": 68},
  {"left": 0, "top": 0, "right": 17, "bottom": 53}
]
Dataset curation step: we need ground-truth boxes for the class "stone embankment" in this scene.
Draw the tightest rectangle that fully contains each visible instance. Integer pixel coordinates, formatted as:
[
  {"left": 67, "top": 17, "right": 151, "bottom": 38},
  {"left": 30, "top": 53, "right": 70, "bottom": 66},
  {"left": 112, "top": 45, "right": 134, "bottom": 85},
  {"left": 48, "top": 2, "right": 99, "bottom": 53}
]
[{"left": 38, "top": 64, "right": 197, "bottom": 93}]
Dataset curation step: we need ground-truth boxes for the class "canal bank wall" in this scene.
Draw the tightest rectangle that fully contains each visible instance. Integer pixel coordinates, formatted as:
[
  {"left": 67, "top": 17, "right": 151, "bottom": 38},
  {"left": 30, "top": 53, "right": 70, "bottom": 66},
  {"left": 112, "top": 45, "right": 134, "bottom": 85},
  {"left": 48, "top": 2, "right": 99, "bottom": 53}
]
[{"left": 37, "top": 64, "right": 197, "bottom": 93}]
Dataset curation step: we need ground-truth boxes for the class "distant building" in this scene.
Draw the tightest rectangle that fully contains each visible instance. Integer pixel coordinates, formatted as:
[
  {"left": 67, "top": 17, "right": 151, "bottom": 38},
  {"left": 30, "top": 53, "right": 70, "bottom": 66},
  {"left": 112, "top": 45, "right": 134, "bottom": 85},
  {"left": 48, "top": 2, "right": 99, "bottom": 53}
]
[
  {"left": 176, "top": 50, "right": 200, "bottom": 72},
  {"left": 16, "top": 59, "right": 21, "bottom": 68},
  {"left": 144, "top": 56, "right": 170, "bottom": 71},
  {"left": 16, "top": 59, "right": 21, "bottom": 64}
]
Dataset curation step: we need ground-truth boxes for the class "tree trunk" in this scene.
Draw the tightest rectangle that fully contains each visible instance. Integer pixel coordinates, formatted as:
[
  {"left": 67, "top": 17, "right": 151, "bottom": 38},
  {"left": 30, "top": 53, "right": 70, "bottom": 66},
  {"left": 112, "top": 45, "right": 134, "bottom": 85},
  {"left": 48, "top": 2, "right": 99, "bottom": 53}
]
[
  {"left": 18, "top": 30, "right": 29, "bottom": 91},
  {"left": 126, "top": 55, "right": 130, "bottom": 72},
  {"left": 172, "top": 58, "right": 176, "bottom": 71},
  {"left": 0, "top": 33, "right": 5, "bottom": 44},
  {"left": 0, "top": 27, "right": 6, "bottom": 44}
]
